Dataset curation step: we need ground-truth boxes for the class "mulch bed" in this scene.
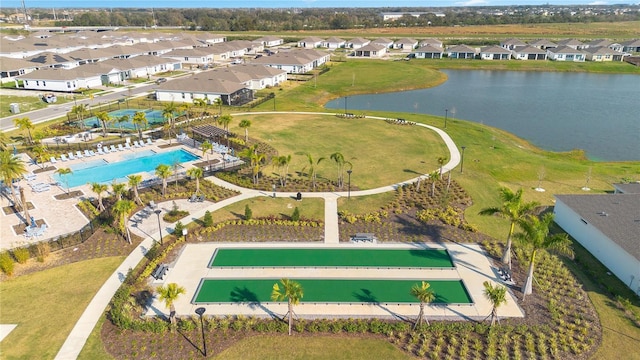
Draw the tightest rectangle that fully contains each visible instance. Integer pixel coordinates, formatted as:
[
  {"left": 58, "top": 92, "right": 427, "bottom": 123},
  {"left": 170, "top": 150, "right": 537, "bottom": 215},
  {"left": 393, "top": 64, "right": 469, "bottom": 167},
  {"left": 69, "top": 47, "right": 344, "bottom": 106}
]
[
  {"left": 33, "top": 166, "right": 57, "bottom": 174},
  {"left": 193, "top": 159, "right": 220, "bottom": 168},
  {"left": 11, "top": 218, "right": 46, "bottom": 234},
  {"left": 2, "top": 202, "right": 35, "bottom": 215},
  {"left": 54, "top": 190, "right": 84, "bottom": 200}
]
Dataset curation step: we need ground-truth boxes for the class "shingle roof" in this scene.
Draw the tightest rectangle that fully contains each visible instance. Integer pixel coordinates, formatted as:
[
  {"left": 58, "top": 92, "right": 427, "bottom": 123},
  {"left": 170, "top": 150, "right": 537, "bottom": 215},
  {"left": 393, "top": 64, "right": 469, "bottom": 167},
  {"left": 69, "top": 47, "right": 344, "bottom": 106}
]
[
  {"left": 613, "top": 183, "right": 640, "bottom": 194},
  {"left": 414, "top": 45, "right": 443, "bottom": 53},
  {"left": 583, "top": 46, "right": 623, "bottom": 55},
  {"left": 480, "top": 45, "right": 511, "bottom": 54},
  {"left": 0, "top": 56, "right": 39, "bottom": 72},
  {"left": 447, "top": 44, "right": 476, "bottom": 53},
  {"left": 547, "top": 45, "right": 584, "bottom": 54},
  {"left": 513, "top": 45, "right": 547, "bottom": 54},
  {"left": 156, "top": 75, "right": 246, "bottom": 94},
  {"left": 555, "top": 194, "right": 640, "bottom": 261}
]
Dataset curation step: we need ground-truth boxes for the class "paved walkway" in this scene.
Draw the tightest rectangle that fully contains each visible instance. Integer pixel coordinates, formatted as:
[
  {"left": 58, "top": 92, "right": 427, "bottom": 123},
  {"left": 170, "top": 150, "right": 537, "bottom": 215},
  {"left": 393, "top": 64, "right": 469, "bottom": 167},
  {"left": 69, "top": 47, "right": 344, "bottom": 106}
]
[{"left": 54, "top": 112, "right": 465, "bottom": 359}]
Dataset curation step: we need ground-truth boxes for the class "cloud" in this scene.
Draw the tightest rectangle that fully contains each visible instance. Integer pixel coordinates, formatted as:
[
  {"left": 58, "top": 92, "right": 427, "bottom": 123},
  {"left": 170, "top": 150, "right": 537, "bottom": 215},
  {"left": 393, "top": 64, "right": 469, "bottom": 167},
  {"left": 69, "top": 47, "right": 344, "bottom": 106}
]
[
  {"left": 589, "top": 1, "right": 609, "bottom": 4},
  {"left": 455, "top": 0, "right": 489, "bottom": 5}
]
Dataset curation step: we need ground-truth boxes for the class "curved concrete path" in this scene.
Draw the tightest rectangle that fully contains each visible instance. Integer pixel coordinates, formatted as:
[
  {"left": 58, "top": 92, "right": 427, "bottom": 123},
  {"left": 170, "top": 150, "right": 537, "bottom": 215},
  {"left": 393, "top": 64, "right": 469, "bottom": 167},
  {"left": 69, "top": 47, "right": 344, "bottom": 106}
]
[{"left": 55, "top": 112, "right": 461, "bottom": 359}]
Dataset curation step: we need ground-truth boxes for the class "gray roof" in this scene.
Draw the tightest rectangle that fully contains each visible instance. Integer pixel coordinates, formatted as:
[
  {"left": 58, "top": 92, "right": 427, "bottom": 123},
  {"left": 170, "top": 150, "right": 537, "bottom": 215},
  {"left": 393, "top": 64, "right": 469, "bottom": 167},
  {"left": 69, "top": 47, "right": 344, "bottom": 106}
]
[
  {"left": 480, "top": 45, "right": 511, "bottom": 54},
  {"left": 414, "top": 45, "right": 443, "bottom": 53},
  {"left": 156, "top": 75, "right": 246, "bottom": 94},
  {"left": 0, "top": 56, "right": 39, "bottom": 72},
  {"left": 447, "top": 44, "right": 476, "bottom": 53},
  {"left": 555, "top": 194, "right": 640, "bottom": 261},
  {"left": 557, "top": 38, "right": 584, "bottom": 46},
  {"left": 583, "top": 46, "right": 624, "bottom": 55},
  {"left": 547, "top": 45, "right": 584, "bottom": 54},
  {"left": 613, "top": 183, "right": 640, "bottom": 194},
  {"left": 529, "top": 39, "right": 557, "bottom": 47},
  {"left": 513, "top": 45, "right": 547, "bottom": 54}
]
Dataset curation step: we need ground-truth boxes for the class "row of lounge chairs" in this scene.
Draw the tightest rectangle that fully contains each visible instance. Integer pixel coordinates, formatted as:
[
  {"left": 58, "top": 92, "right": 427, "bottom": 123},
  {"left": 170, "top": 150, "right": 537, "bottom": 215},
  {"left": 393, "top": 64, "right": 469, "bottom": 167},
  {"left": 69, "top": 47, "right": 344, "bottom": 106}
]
[
  {"left": 24, "top": 223, "right": 47, "bottom": 238},
  {"left": 188, "top": 194, "right": 205, "bottom": 202},
  {"left": 497, "top": 267, "right": 514, "bottom": 284},
  {"left": 49, "top": 138, "right": 154, "bottom": 163}
]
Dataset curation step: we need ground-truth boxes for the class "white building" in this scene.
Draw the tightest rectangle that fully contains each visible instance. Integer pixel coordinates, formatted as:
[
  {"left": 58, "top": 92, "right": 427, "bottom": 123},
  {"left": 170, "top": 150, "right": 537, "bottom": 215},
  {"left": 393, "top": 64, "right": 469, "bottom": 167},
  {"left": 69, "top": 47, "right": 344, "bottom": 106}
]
[{"left": 554, "top": 191, "right": 640, "bottom": 296}]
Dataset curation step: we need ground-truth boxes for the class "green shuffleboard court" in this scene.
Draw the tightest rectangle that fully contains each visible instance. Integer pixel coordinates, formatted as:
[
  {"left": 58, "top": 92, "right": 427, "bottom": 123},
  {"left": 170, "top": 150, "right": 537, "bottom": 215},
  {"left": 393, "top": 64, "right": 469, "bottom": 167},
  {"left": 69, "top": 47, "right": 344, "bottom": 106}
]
[
  {"left": 193, "top": 279, "right": 473, "bottom": 305},
  {"left": 209, "top": 248, "right": 454, "bottom": 268}
]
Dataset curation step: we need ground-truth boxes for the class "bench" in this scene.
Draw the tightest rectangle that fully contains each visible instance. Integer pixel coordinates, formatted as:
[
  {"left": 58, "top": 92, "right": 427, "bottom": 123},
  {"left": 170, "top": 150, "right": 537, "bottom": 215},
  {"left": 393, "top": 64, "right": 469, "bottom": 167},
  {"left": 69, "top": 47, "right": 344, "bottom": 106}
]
[
  {"left": 350, "top": 233, "right": 376, "bottom": 243},
  {"left": 152, "top": 264, "right": 169, "bottom": 280}
]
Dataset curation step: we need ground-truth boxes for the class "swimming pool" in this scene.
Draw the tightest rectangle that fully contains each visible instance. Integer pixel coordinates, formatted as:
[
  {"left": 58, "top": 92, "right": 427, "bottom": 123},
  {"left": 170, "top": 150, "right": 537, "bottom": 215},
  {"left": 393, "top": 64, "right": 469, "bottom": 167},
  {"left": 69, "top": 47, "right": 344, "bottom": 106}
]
[
  {"left": 82, "top": 109, "right": 168, "bottom": 130},
  {"left": 53, "top": 149, "right": 199, "bottom": 188}
]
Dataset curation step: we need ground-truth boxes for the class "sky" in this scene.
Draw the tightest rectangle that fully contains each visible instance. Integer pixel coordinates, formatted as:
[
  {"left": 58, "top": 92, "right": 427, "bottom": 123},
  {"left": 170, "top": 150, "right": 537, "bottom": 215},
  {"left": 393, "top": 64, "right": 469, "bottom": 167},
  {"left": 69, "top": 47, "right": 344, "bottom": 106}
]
[{"left": 1, "top": 0, "right": 636, "bottom": 9}]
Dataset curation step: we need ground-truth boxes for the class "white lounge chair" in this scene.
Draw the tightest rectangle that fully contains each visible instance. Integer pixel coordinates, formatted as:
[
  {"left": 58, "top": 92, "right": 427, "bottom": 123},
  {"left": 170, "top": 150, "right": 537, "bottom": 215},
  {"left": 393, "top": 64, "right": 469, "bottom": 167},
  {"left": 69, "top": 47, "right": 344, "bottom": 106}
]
[
  {"left": 50, "top": 157, "right": 57, "bottom": 164},
  {"left": 146, "top": 138, "right": 153, "bottom": 145},
  {"left": 103, "top": 146, "right": 110, "bottom": 153},
  {"left": 84, "top": 150, "right": 92, "bottom": 157},
  {"left": 118, "top": 144, "right": 125, "bottom": 151},
  {"left": 97, "top": 147, "right": 105, "bottom": 155},
  {"left": 34, "top": 223, "right": 47, "bottom": 237},
  {"left": 110, "top": 145, "right": 117, "bottom": 152},
  {"left": 125, "top": 142, "right": 132, "bottom": 150},
  {"left": 68, "top": 152, "right": 76, "bottom": 160},
  {"left": 133, "top": 141, "right": 141, "bottom": 148},
  {"left": 89, "top": 150, "right": 96, "bottom": 156},
  {"left": 76, "top": 151, "right": 84, "bottom": 158},
  {"left": 60, "top": 154, "right": 68, "bottom": 161}
]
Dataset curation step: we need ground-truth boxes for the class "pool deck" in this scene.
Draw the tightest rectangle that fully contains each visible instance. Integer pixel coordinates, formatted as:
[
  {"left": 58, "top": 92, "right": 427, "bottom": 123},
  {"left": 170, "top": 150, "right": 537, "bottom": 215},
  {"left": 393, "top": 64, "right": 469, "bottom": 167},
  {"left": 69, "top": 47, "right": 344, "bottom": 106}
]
[
  {"left": 0, "top": 138, "right": 219, "bottom": 250},
  {"left": 146, "top": 242, "right": 525, "bottom": 321}
]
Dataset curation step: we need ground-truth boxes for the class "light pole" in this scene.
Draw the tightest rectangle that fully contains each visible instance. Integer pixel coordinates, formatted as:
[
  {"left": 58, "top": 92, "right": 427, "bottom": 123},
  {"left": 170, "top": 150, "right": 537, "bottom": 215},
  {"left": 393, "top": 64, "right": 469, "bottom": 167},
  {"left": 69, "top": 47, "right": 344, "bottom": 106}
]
[
  {"left": 273, "top": 95, "right": 276, "bottom": 111},
  {"left": 460, "top": 146, "right": 466, "bottom": 174},
  {"left": 444, "top": 108, "right": 448, "bottom": 129},
  {"left": 347, "top": 169, "right": 352, "bottom": 200},
  {"left": 195, "top": 307, "right": 207, "bottom": 357},
  {"left": 154, "top": 209, "right": 163, "bottom": 245},
  {"left": 272, "top": 184, "right": 276, "bottom": 198}
]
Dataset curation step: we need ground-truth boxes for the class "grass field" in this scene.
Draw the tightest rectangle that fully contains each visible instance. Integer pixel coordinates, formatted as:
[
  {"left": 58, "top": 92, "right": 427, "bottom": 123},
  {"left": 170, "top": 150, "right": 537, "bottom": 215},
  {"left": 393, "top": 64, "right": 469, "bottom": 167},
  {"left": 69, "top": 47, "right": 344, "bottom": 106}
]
[
  {"left": 206, "top": 197, "right": 325, "bottom": 224},
  {"left": 210, "top": 248, "right": 454, "bottom": 268},
  {"left": 194, "top": 279, "right": 472, "bottom": 304},
  {"left": 0, "top": 95, "right": 49, "bottom": 118},
  {"left": 0, "top": 257, "right": 124, "bottom": 360}
]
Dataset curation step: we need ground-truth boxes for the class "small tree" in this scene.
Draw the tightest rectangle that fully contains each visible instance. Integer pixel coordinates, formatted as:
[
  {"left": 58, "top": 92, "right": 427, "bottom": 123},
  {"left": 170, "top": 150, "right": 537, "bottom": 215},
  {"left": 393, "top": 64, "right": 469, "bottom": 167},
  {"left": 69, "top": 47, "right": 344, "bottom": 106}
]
[
  {"left": 291, "top": 207, "right": 300, "bottom": 221},
  {"left": 55, "top": 167, "right": 73, "bottom": 195},
  {"left": 203, "top": 210, "right": 213, "bottom": 227},
  {"left": 244, "top": 204, "right": 253, "bottom": 220},
  {"left": 173, "top": 221, "right": 184, "bottom": 238},
  {"left": 410, "top": 281, "right": 435, "bottom": 329},
  {"left": 271, "top": 278, "right": 304, "bottom": 336},
  {"left": 483, "top": 281, "right": 507, "bottom": 326},
  {"left": 157, "top": 283, "right": 186, "bottom": 325}
]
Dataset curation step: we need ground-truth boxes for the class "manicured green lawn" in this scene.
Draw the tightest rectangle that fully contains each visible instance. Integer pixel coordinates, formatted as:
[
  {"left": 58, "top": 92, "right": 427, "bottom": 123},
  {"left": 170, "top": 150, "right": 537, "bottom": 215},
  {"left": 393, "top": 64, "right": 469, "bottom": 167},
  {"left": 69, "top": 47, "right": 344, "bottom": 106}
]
[
  {"left": 213, "top": 335, "right": 413, "bottom": 360},
  {"left": 207, "top": 197, "right": 325, "bottom": 224},
  {"left": 422, "top": 58, "right": 640, "bottom": 74},
  {"left": 0, "top": 257, "right": 124, "bottom": 360},
  {"left": 0, "top": 95, "right": 49, "bottom": 118},
  {"left": 195, "top": 279, "right": 472, "bottom": 304},
  {"left": 210, "top": 248, "right": 454, "bottom": 268}
]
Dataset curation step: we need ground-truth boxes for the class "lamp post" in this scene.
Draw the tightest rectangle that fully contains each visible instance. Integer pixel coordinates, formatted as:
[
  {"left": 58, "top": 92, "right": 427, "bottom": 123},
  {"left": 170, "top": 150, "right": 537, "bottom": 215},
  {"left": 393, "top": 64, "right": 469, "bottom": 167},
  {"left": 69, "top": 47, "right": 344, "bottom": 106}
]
[
  {"left": 272, "top": 184, "right": 276, "bottom": 198},
  {"left": 444, "top": 108, "right": 448, "bottom": 129},
  {"left": 273, "top": 95, "right": 276, "bottom": 111},
  {"left": 460, "top": 146, "right": 466, "bottom": 174},
  {"left": 347, "top": 169, "right": 352, "bottom": 200},
  {"left": 195, "top": 307, "right": 207, "bottom": 357},
  {"left": 154, "top": 209, "right": 163, "bottom": 245}
]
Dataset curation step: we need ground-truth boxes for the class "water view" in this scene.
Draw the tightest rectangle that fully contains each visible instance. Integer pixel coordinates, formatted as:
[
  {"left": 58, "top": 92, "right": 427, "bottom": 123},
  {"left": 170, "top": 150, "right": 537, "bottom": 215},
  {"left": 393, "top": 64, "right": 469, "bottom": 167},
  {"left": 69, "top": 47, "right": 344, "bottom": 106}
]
[{"left": 326, "top": 70, "right": 640, "bottom": 161}]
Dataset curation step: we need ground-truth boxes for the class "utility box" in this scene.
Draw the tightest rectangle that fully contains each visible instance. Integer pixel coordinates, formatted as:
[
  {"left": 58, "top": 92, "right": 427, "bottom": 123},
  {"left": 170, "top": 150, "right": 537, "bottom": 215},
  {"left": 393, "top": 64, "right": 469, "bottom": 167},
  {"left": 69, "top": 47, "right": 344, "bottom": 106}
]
[{"left": 9, "top": 103, "right": 20, "bottom": 114}]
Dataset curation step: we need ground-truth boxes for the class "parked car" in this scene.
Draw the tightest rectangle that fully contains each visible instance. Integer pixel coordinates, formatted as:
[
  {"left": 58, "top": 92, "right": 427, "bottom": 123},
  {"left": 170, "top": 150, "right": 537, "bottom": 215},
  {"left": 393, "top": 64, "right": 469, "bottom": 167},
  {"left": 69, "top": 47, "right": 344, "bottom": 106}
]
[
  {"left": 156, "top": 77, "right": 167, "bottom": 84},
  {"left": 42, "top": 93, "right": 57, "bottom": 103}
]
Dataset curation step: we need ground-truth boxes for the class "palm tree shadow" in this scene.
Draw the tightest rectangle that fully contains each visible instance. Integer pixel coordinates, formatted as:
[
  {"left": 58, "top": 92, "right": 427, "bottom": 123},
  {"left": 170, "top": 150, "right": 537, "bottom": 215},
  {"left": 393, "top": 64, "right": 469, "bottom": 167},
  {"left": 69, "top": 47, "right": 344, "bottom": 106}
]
[
  {"left": 352, "top": 288, "right": 409, "bottom": 322},
  {"left": 177, "top": 328, "right": 204, "bottom": 356},
  {"left": 230, "top": 286, "right": 278, "bottom": 319}
]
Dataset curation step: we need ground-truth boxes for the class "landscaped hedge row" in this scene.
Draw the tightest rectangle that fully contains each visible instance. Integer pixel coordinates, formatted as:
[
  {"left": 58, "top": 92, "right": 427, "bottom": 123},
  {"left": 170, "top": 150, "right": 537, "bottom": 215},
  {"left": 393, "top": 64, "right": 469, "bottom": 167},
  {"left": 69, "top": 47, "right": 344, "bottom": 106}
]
[{"left": 193, "top": 217, "right": 323, "bottom": 237}]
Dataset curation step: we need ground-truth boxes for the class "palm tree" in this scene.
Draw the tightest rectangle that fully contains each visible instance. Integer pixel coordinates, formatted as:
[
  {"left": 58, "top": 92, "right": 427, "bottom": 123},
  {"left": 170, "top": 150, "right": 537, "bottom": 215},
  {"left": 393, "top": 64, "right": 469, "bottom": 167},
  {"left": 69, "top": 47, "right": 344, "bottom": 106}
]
[
  {"left": 111, "top": 180, "right": 127, "bottom": 201},
  {"left": 132, "top": 111, "right": 148, "bottom": 140},
  {"left": 112, "top": 199, "right": 135, "bottom": 244},
  {"left": 178, "top": 103, "right": 191, "bottom": 123},
  {"left": 271, "top": 278, "right": 304, "bottom": 336},
  {"left": 217, "top": 114, "right": 233, "bottom": 132},
  {"left": 31, "top": 145, "right": 49, "bottom": 169},
  {"left": 483, "top": 281, "right": 507, "bottom": 326},
  {"left": 429, "top": 170, "right": 440, "bottom": 197},
  {"left": 90, "top": 182, "right": 108, "bottom": 211},
  {"left": 187, "top": 167, "right": 203, "bottom": 195},
  {"left": 162, "top": 102, "right": 178, "bottom": 138},
  {"left": 55, "top": 167, "right": 73, "bottom": 195},
  {"left": 95, "top": 111, "right": 111, "bottom": 137},
  {"left": 116, "top": 114, "right": 129, "bottom": 137},
  {"left": 200, "top": 141, "right": 213, "bottom": 169},
  {"left": 272, "top": 154, "right": 291, "bottom": 187},
  {"left": 515, "top": 213, "right": 573, "bottom": 300},
  {"left": 0, "top": 132, "right": 9, "bottom": 151},
  {"left": 70, "top": 104, "right": 88, "bottom": 127},
  {"left": 127, "top": 175, "right": 144, "bottom": 205},
  {"left": 13, "top": 117, "right": 34, "bottom": 144},
  {"left": 437, "top": 156, "right": 446, "bottom": 179},
  {"left": 213, "top": 97, "right": 223, "bottom": 115},
  {"left": 155, "top": 164, "right": 173, "bottom": 196},
  {"left": 19, "top": 186, "right": 32, "bottom": 227},
  {"left": 193, "top": 98, "right": 207, "bottom": 119},
  {"left": 299, "top": 152, "right": 324, "bottom": 190},
  {"left": 410, "top": 281, "right": 435, "bottom": 329},
  {"left": 250, "top": 152, "right": 265, "bottom": 184},
  {"left": 0, "top": 151, "right": 27, "bottom": 217},
  {"left": 238, "top": 119, "right": 251, "bottom": 142},
  {"left": 330, "top": 152, "right": 351, "bottom": 189},
  {"left": 157, "top": 283, "right": 186, "bottom": 325},
  {"left": 479, "top": 187, "right": 539, "bottom": 270}
]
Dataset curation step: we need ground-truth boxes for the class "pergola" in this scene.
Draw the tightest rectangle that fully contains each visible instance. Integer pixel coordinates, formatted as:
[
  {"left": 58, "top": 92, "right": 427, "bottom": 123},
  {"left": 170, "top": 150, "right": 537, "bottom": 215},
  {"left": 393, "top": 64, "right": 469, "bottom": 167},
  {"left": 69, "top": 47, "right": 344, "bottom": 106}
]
[{"left": 191, "top": 124, "right": 229, "bottom": 144}]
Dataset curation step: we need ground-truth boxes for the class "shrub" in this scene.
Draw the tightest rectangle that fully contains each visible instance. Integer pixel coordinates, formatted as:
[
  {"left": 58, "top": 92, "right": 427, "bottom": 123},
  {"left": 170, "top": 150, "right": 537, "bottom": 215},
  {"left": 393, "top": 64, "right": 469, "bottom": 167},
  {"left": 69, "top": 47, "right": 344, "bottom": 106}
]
[
  {"left": 291, "top": 207, "right": 300, "bottom": 221},
  {"left": 34, "top": 242, "right": 50, "bottom": 262},
  {"left": 0, "top": 252, "right": 15, "bottom": 276},
  {"left": 244, "top": 204, "right": 252, "bottom": 220},
  {"left": 11, "top": 247, "right": 30, "bottom": 264},
  {"left": 203, "top": 210, "right": 213, "bottom": 227},
  {"left": 174, "top": 221, "right": 184, "bottom": 237}
]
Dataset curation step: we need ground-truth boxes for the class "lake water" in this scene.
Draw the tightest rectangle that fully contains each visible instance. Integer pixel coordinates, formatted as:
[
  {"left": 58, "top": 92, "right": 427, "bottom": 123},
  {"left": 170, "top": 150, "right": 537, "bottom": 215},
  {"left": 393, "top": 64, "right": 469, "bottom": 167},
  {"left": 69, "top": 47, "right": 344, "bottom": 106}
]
[{"left": 325, "top": 70, "right": 640, "bottom": 161}]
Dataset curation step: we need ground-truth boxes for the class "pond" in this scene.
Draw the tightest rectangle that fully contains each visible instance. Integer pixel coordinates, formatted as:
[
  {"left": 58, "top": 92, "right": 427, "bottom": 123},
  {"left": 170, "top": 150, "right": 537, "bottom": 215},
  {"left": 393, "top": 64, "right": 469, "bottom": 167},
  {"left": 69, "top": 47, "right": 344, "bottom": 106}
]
[{"left": 325, "top": 70, "right": 640, "bottom": 161}]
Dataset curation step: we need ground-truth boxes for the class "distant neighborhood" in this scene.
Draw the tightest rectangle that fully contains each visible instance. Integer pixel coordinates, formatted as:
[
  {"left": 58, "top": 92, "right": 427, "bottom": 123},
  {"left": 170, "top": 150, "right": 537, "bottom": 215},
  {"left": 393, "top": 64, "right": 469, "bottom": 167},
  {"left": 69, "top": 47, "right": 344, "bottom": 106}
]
[{"left": 1, "top": 30, "right": 639, "bottom": 106}]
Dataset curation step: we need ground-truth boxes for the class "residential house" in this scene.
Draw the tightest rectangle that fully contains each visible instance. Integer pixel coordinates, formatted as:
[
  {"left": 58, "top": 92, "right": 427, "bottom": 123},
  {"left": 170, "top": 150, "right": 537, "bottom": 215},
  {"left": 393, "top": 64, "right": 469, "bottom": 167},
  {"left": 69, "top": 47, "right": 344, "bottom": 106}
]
[
  {"left": 394, "top": 38, "right": 418, "bottom": 51},
  {"left": 25, "top": 52, "right": 78, "bottom": 69},
  {"left": 0, "top": 57, "right": 38, "bottom": 82},
  {"left": 479, "top": 46, "right": 511, "bottom": 60},
  {"left": 155, "top": 75, "right": 253, "bottom": 106},
  {"left": 161, "top": 48, "right": 215, "bottom": 65},
  {"left": 500, "top": 38, "right": 527, "bottom": 50},
  {"left": 584, "top": 46, "right": 625, "bottom": 62},
  {"left": 208, "top": 64, "right": 287, "bottom": 90},
  {"left": 18, "top": 67, "right": 106, "bottom": 91},
  {"left": 547, "top": 46, "right": 586, "bottom": 62},
  {"left": 255, "top": 36, "right": 284, "bottom": 47},
  {"left": 557, "top": 39, "right": 588, "bottom": 50},
  {"left": 528, "top": 39, "right": 558, "bottom": 50},
  {"left": 297, "top": 37, "right": 324, "bottom": 49},
  {"left": 322, "top": 37, "right": 346, "bottom": 49},
  {"left": 251, "top": 49, "right": 330, "bottom": 74},
  {"left": 347, "top": 38, "right": 371, "bottom": 49},
  {"left": 621, "top": 39, "right": 640, "bottom": 53},
  {"left": 446, "top": 45, "right": 476, "bottom": 59},
  {"left": 371, "top": 38, "right": 394, "bottom": 49},
  {"left": 511, "top": 46, "right": 547, "bottom": 60},
  {"left": 412, "top": 45, "right": 443, "bottom": 59},
  {"left": 554, "top": 192, "right": 640, "bottom": 296},
  {"left": 419, "top": 38, "right": 443, "bottom": 48},
  {"left": 353, "top": 44, "right": 387, "bottom": 58}
]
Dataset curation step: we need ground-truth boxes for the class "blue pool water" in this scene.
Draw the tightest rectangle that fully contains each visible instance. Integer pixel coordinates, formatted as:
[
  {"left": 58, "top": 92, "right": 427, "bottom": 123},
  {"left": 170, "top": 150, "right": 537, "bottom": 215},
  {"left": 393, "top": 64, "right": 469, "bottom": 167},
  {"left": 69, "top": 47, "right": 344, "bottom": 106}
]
[
  {"left": 53, "top": 149, "right": 199, "bottom": 188},
  {"left": 82, "top": 109, "right": 168, "bottom": 130}
]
